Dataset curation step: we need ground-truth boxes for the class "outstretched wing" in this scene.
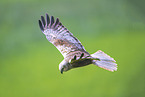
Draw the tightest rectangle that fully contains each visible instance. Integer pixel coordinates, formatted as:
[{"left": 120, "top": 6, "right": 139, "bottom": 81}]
[{"left": 39, "top": 14, "right": 86, "bottom": 58}]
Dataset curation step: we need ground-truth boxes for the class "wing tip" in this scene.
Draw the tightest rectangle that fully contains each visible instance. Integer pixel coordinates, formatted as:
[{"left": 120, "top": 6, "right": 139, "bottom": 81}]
[
  {"left": 38, "top": 20, "right": 44, "bottom": 31},
  {"left": 39, "top": 13, "right": 65, "bottom": 32},
  {"left": 41, "top": 15, "right": 46, "bottom": 27},
  {"left": 50, "top": 16, "right": 54, "bottom": 26},
  {"left": 46, "top": 13, "right": 49, "bottom": 17}
]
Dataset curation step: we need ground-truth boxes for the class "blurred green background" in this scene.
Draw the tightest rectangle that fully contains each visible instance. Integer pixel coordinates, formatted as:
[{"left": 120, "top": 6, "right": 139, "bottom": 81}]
[{"left": 0, "top": 0, "right": 145, "bottom": 97}]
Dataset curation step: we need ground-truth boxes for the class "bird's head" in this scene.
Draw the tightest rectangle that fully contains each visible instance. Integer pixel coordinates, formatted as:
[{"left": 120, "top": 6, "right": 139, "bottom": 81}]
[{"left": 59, "top": 60, "right": 72, "bottom": 74}]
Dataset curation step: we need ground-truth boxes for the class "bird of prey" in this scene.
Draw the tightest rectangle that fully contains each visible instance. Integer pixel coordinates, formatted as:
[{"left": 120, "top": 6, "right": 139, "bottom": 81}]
[{"left": 38, "top": 14, "right": 117, "bottom": 74}]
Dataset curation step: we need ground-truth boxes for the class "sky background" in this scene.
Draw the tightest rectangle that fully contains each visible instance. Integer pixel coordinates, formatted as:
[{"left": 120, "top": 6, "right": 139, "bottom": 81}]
[{"left": 0, "top": 0, "right": 145, "bottom": 97}]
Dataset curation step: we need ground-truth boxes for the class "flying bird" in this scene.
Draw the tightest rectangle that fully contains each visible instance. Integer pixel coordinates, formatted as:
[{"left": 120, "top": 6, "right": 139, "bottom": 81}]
[{"left": 38, "top": 14, "right": 117, "bottom": 74}]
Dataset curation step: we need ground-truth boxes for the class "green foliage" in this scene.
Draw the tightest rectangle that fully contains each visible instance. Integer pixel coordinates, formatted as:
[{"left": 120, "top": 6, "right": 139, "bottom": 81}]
[{"left": 0, "top": 0, "right": 145, "bottom": 97}]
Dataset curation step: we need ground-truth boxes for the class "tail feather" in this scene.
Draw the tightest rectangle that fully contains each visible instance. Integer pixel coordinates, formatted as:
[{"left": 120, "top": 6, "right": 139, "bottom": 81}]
[{"left": 91, "top": 50, "right": 117, "bottom": 72}]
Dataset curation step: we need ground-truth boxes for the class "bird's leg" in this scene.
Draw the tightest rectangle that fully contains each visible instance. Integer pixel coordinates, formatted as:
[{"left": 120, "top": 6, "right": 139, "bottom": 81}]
[
  {"left": 85, "top": 56, "right": 100, "bottom": 61},
  {"left": 91, "top": 58, "right": 100, "bottom": 61}
]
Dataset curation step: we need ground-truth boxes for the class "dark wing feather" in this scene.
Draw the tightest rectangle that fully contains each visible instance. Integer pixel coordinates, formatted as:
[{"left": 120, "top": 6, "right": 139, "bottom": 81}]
[{"left": 39, "top": 14, "right": 87, "bottom": 58}]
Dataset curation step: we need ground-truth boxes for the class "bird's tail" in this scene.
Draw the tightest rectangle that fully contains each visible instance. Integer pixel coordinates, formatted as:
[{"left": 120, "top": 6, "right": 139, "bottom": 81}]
[{"left": 91, "top": 50, "right": 117, "bottom": 72}]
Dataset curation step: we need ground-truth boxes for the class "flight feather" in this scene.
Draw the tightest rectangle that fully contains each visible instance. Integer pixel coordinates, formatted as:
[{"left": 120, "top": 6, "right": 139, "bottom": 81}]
[{"left": 39, "top": 14, "right": 86, "bottom": 58}]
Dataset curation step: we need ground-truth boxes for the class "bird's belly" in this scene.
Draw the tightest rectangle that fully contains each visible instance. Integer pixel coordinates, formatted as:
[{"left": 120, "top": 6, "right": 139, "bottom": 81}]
[{"left": 71, "top": 59, "right": 92, "bottom": 68}]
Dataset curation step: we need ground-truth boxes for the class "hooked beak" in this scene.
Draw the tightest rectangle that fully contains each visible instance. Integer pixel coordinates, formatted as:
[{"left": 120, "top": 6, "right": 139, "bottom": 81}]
[{"left": 61, "top": 68, "right": 64, "bottom": 74}]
